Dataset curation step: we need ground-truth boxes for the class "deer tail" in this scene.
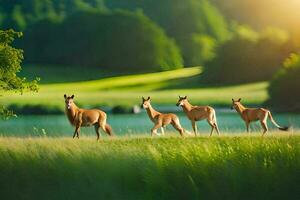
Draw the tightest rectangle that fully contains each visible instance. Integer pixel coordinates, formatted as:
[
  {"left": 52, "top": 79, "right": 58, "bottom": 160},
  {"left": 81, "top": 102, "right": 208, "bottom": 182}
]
[
  {"left": 268, "top": 111, "right": 289, "bottom": 131},
  {"left": 105, "top": 123, "right": 114, "bottom": 136}
]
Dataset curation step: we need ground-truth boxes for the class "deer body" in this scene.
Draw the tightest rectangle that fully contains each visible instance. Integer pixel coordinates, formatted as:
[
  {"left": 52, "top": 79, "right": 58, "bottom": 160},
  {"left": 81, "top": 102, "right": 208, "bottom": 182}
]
[
  {"left": 177, "top": 96, "right": 220, "bottom": 136},
  {"left": 142, "top": 97, "right": 185, "bottom": 136},
  {"left": 231, "top": 98, "right": 288, "bottom": 135},
  {"left": 64, "top": 94, "right": 113, "bottom": 140}
]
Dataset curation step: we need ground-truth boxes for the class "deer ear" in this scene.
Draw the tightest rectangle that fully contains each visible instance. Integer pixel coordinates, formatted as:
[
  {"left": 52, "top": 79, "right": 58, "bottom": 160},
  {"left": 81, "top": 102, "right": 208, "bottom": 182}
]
[
  {"left": 64, "top": 94, "right": 67, "bottom": 99},
  {"left": 238, "top": 98, "right": 241, "bottom": 102},
  {"left": 232, "top": 98, "right": 234, "bottom": 102},
  {"left": 147, "top": 96, "right": 150, "bottom": 100},
  {"left": 71, "top": 95, "right": 74, "bottom": 99},
  {"left": 184, "top": 96, "right": 187, "bottom": 99},
  {"left": 178, "top": 95, "right": 181, "bottom": 99}
]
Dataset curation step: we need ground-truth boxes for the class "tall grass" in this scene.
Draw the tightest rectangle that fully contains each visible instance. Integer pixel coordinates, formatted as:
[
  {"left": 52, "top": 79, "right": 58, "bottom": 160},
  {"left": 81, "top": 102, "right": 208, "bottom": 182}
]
[{"left": 0, "top": 135, "right": 299, "bottom": 200}]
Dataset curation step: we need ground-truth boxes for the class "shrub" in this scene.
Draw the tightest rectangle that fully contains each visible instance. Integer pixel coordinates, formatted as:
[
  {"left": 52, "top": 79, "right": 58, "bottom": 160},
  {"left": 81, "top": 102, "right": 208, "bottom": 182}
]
[{"left": 8, "top": 104, "right": 63, "bottom": 115}]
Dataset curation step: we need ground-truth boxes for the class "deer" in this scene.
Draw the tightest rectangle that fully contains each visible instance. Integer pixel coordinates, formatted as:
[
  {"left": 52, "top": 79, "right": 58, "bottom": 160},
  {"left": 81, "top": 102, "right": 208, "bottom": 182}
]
[
  {"left": 141, "top": 96, "right": 187, "bottom": 136},
  {"left": 64, "top": 94, "right": 113, "bottom": 140},
  {"left": 231, "top": 98, "right": 289, "bottom": 135},
  {"left": 176, "top": 96, "right": 220, "bottom": 136}
]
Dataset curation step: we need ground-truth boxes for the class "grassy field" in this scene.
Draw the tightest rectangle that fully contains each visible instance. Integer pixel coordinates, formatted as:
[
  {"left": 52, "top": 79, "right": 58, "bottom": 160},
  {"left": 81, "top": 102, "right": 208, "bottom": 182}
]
[
  {"left": 1, "top": 67, "right": 268, "bottom": 109},
  {"left": 0, "top": 134, "right": 299, "bottom": 200}
]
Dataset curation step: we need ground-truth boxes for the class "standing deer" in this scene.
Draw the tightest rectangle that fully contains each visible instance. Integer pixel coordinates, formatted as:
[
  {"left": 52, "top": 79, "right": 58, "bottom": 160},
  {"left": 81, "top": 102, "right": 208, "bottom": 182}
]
[
  {"left": 64, "top": 94, "right": 113, "bottom": 140},
  {"left": 231, "top": 98, "right": 288, "bottom": 135},
  {"left": 176, "top": 96, "right": 220, "bottom": 136},
  {"left": 141, "top": 96, "right": 187, "bottom": 136}
]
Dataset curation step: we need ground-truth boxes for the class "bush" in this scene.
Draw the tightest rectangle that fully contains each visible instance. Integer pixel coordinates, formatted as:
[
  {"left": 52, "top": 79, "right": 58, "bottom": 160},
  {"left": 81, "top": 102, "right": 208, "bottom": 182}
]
[
  {"left": 8, "top": 104, "right": 63, "bottom": 115},
  {"left": 22, "top": 10, "right": 183, "bottom": 72},
  {"left": 267, "top": 53, "right": 300, "bottom": 112},
  {"left": 202, "top": 26, "right": 292, "bottom": 84}
]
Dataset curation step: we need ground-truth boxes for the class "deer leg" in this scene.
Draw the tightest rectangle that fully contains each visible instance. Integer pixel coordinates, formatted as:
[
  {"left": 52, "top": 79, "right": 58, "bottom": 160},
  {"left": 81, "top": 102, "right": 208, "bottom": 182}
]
[
  {"left": 73, "top": 126, "right": 80, "bottom": 139},
  {"left": 191, "top": 120, "right": 197, "bottom": 136},
  {"left": 245, "top": 121, "right": 250, "bottom": 133},
  {"left": 171, "top": 121, "right": 184, "bottom": 137},
  {"left": 160, "top": 127, "right": 165, "bottom": 135},
  {"left": 151, "top": 123, "right": 162, "bottom": 136},
  {"left": 94, "top": 124, "right": 101, "bottom": 140},
  {"left": 74, "top": 114, "right": 82, "bottom": 139},
  {"left": 214, "top": 123, "right": 220, "bottom": 135},
  {"left": 260, "top": 120, "right": 268, "bottom": 136},
  {"left": 73, "top": 128, "right": 77, "bottom": 138},
  {"left": 207, "top": 120, "right": 215, "bottom": 137}
]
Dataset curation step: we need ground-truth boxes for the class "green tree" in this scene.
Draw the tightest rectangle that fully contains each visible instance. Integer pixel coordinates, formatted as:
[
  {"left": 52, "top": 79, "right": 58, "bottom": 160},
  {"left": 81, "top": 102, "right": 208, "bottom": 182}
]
[
  {"left": 203, "top": 26, "right": 291, "bottom": 84},
  {"left": 0, "top": 29, "right": 38, "bottom": 118},
  {"left": 268, "top": 53, "right": 300, "bottom": 112},
  {"left": 106, "top": 0, "right": 230, "bottom": 66}
]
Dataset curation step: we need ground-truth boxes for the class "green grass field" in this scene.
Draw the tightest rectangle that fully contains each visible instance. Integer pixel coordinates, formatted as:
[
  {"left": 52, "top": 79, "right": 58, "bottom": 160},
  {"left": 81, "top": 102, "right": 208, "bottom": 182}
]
[
  {"left": 0, "top": 134, "right": 299, "bottom": 200},
  {"left": 2, "top": 67, "right": 268, "bottom": 108}
]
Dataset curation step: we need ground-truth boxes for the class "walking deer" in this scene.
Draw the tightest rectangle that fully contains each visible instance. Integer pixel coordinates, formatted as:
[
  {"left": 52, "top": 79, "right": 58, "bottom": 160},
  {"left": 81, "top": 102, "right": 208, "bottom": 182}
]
[
  {"left": 141, "top": 96, "right": 187, "bottom": 136},
  {"left": 64, "top": 94, "right": 113, "bottom": 140},
  {"left": 176, "top": 96, "right": 220, "bottom": 136},
  {"left": 231, "top": 98, "right": 289, "bottom": 135}
]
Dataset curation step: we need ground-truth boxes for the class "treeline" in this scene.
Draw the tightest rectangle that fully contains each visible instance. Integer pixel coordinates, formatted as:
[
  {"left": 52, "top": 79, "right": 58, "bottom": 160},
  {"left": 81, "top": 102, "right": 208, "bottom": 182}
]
[
  {"left": 0, "top": 0, "right": 229, "bottom": 71},
  {"left": 21, "top": 10, "right": 183, "bottom": 72}
]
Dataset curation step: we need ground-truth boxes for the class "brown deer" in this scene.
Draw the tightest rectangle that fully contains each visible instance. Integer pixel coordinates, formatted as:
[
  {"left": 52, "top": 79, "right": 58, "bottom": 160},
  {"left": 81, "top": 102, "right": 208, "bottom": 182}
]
[
  {"left": 231, "top": 98, "right": 289, "bottom": 135},
  {"left": 64, "top": 94, "right": 113, "bottom": 140},
  {"left": 141, "top": 96, "right": 187, "bottom": 136},
  {"left": 176, "top": 96, "right": 220, "bottom": 136}
]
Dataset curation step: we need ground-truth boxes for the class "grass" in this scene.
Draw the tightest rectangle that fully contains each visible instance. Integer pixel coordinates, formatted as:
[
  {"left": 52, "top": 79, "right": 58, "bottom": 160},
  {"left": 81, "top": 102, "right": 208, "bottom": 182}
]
[
  {"left": 0, "top": 134, "right": 299, "bottom": 200},
  {"left": 1, "top": 67, "right": 268, "bottom": 108}
]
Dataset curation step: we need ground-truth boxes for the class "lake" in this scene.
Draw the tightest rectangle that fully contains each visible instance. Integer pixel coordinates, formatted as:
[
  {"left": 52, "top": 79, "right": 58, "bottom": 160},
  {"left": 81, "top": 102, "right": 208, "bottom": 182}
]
[{"left": 0, "top": 110, "right": 299, "bottom": 137}]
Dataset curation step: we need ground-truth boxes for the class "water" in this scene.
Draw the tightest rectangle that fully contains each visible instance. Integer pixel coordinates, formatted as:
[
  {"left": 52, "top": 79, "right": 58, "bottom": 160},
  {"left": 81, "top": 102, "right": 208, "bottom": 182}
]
[{"left": 0, "top": 111, "right": 299, "bottom": 137}]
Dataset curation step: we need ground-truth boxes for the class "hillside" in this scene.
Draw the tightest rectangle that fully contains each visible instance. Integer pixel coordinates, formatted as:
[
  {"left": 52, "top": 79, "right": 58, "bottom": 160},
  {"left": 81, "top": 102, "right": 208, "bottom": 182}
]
[{"left": 1, "top": 67, "right": 268, "bottom": 108}]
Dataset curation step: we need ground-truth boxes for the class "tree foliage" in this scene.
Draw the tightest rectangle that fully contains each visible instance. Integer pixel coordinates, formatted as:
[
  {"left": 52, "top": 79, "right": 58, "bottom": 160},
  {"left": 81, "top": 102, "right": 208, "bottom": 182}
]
[
  {"left": 0, "top": 29, "right": 39, "bottom": 118},
  {"left": 202, "top": 26, "right": 292, "bottom": 84},
  {"left": 268, "top": 53, "right": 300, "bottom": 112},
  {"left": 0, "top": 0, "right": 106, "bottom": 30},
  {"left": 22, "top": 10, "right": 183, "bottom": 72},
  {"left": 106, "top": 0, "right": 230, "bottom": 66}
]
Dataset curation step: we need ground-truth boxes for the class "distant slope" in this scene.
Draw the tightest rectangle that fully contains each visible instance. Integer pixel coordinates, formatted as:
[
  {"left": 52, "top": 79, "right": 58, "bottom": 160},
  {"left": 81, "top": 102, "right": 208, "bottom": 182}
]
[{"left": 1, "top": 67, "right": 268, "bottom": 108}]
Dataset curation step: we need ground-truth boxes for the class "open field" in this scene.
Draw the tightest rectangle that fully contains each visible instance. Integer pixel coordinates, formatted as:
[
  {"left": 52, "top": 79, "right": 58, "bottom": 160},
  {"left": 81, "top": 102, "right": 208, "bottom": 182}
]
[
  {"left": 2, "top": 67, "right": 268, "bottom": 108},
  {"left": 0, "top": 134, "right": 299, "bottom": 200}
]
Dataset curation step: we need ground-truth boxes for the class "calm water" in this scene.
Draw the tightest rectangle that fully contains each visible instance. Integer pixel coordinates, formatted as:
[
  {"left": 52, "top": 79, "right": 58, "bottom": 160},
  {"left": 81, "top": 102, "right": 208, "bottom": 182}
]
[{"left": 0, "top": 110, "right": 299, "bottom": 137}]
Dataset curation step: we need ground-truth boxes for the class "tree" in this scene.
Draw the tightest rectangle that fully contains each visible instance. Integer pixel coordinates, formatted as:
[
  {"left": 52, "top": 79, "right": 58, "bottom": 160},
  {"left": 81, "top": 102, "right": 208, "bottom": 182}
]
[
  {"left": 106, "top": 0, "right": 230, "bottom": 66},
  {"left": 202, "top": 26, "right": 291, "bottom": 84},
  {"left": 268, "top": 53, "right": 300, "bottom": 112},
  {"left": 0, "top": 29, "right": 38, "bottom": 118}
]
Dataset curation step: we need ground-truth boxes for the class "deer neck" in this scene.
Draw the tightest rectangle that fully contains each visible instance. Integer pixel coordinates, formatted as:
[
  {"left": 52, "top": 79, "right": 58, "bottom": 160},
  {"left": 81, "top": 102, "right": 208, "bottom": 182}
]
[
  {"left": 182, "top": 101, "right": 193, "bottom": 113},
  {"left": 235, "top": 103, "right": 246, "bottom": 116},
  {"left": 145, "top": 104, "right": 159, "bottom": 122},
  {"left": 65, "top": 102, "right": 79, "bottom": 125}
]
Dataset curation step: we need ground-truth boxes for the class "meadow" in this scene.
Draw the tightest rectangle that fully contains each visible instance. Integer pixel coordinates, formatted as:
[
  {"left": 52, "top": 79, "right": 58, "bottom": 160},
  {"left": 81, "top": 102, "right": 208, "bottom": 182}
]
[
  {"left": 0, "top": 134, "right": 299, "bottom": 200},
  {"left": 2, "top": 66, "right": 268, "bottom": 110}
]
